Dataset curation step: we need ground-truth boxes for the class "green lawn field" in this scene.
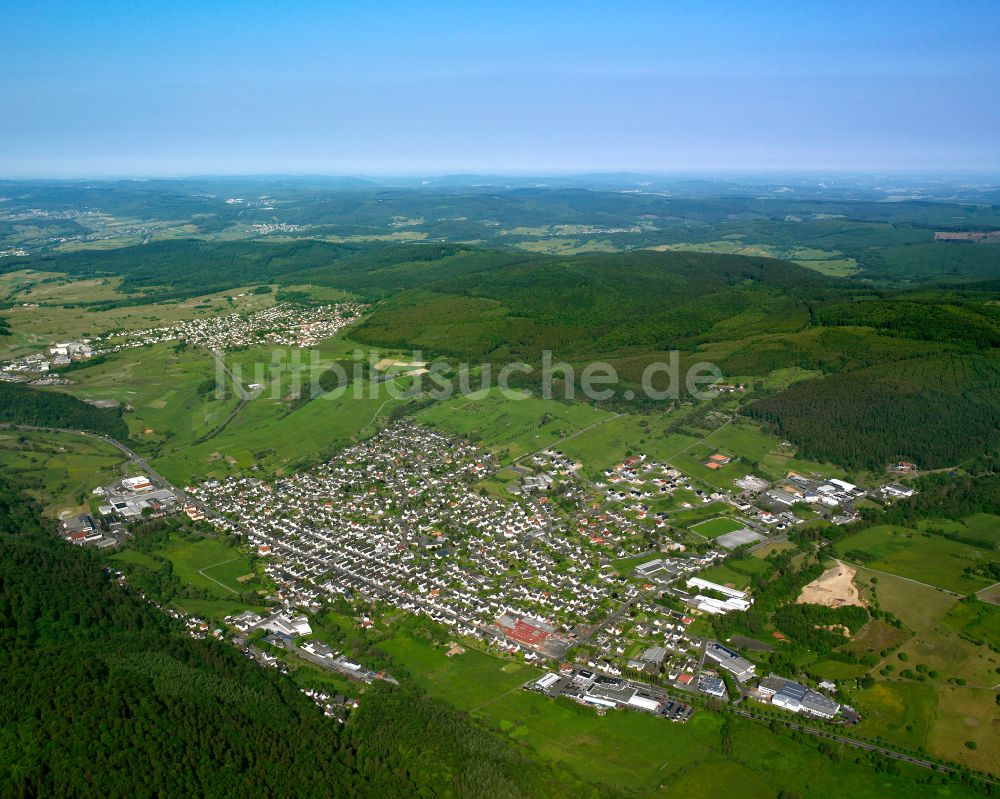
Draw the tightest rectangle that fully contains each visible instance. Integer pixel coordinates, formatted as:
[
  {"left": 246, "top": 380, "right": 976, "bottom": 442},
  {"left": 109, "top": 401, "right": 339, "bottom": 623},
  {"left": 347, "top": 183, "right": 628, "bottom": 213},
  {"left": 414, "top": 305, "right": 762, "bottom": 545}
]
[
  {"left": 155, "top": 536, "right": 265, "bottom": 597},
  {"left": 689, "top": 515, "right": 746, "bottom": 538}
]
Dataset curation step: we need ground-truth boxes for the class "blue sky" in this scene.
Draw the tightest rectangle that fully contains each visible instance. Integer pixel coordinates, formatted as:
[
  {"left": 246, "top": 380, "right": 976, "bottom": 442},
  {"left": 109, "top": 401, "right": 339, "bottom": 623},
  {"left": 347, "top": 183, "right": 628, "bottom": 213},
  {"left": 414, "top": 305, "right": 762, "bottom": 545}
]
[{"left": 1, "top": 0, "right": 998, "bottom": 176}]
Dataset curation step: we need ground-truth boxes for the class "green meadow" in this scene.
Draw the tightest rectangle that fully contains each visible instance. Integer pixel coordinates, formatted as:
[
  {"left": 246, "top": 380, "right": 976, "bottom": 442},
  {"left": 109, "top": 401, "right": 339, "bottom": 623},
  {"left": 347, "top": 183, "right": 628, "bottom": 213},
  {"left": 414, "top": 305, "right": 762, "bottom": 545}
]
[
  {"left": 155, "top": 536, "right": 266, "bottom": 596},
  {"left": 416, "top": 389, "right": 614, "bottom": 463},
  {"left": 54, "top": 342, "right": 244, "bottom": 451},
  {"left": 151, "top": 375, "right": 412, "bottom": 483},
  {"left": 835, "top": 525, "right": 999, "bottom": 594},
  {"left": 376, "top": 633, "right": 981, "bottom": 799},
  {"left": 0, "top": 428, "right": 126, "bottom": 516}
]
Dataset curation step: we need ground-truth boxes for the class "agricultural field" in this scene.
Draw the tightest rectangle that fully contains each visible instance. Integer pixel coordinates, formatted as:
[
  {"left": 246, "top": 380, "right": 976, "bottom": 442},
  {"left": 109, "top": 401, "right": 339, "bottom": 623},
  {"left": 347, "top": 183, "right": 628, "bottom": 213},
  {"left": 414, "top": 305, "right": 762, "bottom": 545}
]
[
  {"left": 0, "top": 428, "right": 126, "bottom": 517},
  {"left": 416, "top": 389, "right": 614, "bottom": 464},
  {"left": 835, "top": 525, "right": 1000, "bottom": 595},
  {"left": 647, "top": 239, "right": 860, "bottom": 277}
]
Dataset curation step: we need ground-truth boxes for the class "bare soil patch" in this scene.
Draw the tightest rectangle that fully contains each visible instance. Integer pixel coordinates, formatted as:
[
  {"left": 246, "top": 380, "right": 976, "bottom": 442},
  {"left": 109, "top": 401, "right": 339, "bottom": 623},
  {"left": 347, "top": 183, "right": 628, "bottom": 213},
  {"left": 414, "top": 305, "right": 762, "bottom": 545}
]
[{"left": 797, "top": 561, "right": 866, "bottom": 608}]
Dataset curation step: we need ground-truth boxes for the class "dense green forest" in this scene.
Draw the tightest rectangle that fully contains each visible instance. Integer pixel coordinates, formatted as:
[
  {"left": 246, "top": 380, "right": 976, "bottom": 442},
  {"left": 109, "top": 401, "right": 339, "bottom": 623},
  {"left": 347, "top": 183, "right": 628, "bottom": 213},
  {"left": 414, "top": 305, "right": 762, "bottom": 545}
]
[
  {"left": 746, "top": 354, "right": 1000, "bottom": 470},
  {"left": 0, "top": 382, "right": 130, "bottom": 441},
  {"left": 0, "top": 477, "right": 604, "bottom": 798}
]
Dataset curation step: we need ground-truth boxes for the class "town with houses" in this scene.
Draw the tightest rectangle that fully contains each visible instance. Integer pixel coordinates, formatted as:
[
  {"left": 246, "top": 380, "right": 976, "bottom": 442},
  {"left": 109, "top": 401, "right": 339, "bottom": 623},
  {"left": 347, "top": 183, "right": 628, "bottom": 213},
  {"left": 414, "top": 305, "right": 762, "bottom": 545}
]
[
  {"left": 64, "top": 414, "right": 925, "bottom": 732},
  {"left": 0, "top": 300, "right": 365, "bottom": 380}
]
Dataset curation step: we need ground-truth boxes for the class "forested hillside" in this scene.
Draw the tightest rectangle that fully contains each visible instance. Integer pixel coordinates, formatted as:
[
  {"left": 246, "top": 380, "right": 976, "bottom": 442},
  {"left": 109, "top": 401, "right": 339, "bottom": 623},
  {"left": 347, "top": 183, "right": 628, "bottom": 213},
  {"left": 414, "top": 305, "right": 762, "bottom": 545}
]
[
  {"left": 746, "top": 354, "right": 1000, "bottom": 470},
  {"left": 0, "top": 477, "right": 604, "bottom": 798},
  {"left": 6, "top": 234, "right": 1000, "bottom": 471},
  {"left": 0, "top": 382, "right": 130, "bottom": 441}
]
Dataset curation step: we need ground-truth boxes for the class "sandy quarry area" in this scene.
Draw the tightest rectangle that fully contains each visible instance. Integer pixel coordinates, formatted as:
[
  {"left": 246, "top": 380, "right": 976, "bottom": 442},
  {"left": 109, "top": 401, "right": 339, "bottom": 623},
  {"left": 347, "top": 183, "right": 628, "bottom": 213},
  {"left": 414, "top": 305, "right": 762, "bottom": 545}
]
[{"left": 796, "top": 561, "right": 866, "bottom": 608}]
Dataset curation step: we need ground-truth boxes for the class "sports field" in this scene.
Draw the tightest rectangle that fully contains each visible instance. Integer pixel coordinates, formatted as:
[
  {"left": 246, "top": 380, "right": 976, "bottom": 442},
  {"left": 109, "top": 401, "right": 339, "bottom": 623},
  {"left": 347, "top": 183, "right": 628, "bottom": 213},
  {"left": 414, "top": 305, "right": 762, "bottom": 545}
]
[
  {"left": 689, "top": 516, "right": 745, "bottom": 538},
  {"left": 155, "top": 536, "right": 266, "bottom": 596}
]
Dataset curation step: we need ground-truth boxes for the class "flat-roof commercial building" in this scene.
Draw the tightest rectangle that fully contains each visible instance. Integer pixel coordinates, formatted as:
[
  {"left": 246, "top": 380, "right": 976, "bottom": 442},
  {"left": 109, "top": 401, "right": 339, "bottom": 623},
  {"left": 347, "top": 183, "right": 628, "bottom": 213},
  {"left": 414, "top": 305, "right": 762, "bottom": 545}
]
[
  {"left": 705, "top": 641, "right": 756, "bottom": 682},
  {"left": 758, "top": 674, "right": 840, "bottom": 719}
]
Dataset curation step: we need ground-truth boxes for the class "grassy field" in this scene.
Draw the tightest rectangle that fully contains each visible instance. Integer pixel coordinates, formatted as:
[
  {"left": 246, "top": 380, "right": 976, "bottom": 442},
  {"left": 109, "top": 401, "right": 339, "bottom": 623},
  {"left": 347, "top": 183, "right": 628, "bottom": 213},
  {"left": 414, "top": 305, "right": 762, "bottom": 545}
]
[
  {"left": 695, "top": 557, "right": 771, "bottom": 590},
  {"left": 416, "top": 389, "right": 614, "bottom": 463},
  {"left": 154, "top": 536, "right": 266, "bottom": 596},
  {"left": 842, "top": 566, "right": 1000, "bottom": 770},
  {"left": 917, "top": 513, "right": 1000, "bottom": 546},
  {"left": 556, "top": 413, "right": 699, "bottom": 475},
  {"left": 0, "top": 428, "right": 126, "bottom": 517},
  {"left": 378, "top": 635, "right": 538, "bottom": 708},
  {"left": 53, "top": 342, "right": 244, "bottom": 451},
  {"left": 700, "top": 418, "right": 848, "bottom": 481},
  {"left": 840, "top": 618, "right": 912, "bottom": 659},
  {"left": 943, "top": 598, "right": 1000, "bottom": 649},
  {"left": 151, "top": 374, "right": 412, "bottom": 484},
  {"left": 689, "top": 516, "right": 746, "bottom": 538},
  {"left": 375, "top": 632, "right": 981, "bottom": 797},
  {"left": 110, "top": 548, "right": 164, "bottom": 571},
  {"left": 170, "top": 597, "right": 261, "bottom": 623},
  {"left": 851, "top": 682, "right": 938, "bottom": 751},
  {"left": 751, "top": 540, "right": 796, "bottom": 558},
  {"left": 669, "top": 442, "right": 752, "bottom": 490},
  {"left": 835, "top": 525, "right": 999, "bottom": 595}
]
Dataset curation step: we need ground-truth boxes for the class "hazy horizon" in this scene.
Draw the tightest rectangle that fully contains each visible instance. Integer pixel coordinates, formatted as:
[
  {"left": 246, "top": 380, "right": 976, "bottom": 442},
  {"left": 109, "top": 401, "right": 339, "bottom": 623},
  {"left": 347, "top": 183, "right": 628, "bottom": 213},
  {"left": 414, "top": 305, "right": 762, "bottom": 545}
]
[{"left": 3, "top": 0, "right": 999, "bottom": 177}]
